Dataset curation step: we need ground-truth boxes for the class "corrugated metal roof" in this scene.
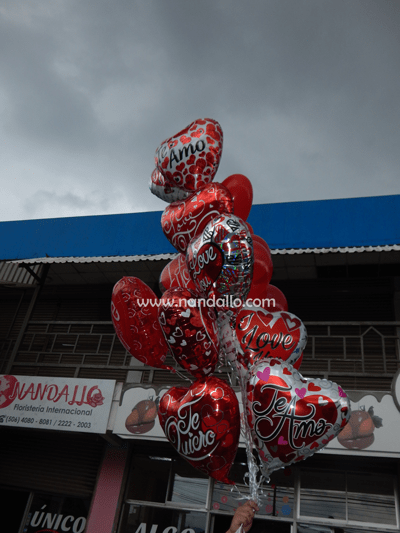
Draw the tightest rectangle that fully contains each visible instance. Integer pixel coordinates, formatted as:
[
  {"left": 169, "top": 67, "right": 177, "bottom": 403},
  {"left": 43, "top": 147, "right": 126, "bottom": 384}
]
[
  {"left": 6, "top": 244, "right": 400, "bottom": 265},
  {"left": 272, "top": 244, "right": 400, "bottom": 254},
  {"left": 3, "top": 244, "right": 399, "bottom": 286},
  {"left": 7, "top": 253, "right": 177, "bottom": 264},
  {"left": 0, "top": 261, "right": 43, "bottom": 286}
]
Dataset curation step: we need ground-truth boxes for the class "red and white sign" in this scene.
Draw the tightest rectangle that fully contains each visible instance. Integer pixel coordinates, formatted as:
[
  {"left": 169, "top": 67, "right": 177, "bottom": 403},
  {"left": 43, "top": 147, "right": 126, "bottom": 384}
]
[{"left": 0, "top": 375, "right": 115, "bottom": 433}]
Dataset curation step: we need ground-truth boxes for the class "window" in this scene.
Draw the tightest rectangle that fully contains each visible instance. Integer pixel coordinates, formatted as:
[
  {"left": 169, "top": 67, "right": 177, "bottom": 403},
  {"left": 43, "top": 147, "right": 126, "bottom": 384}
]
[
  {"left": 118, "top": 451, "right": 294, "bottom": 533},
  {"left": 118, "top": 449, "right": 399, "bottom": 533},
  {"left": 300, "top": 467, "right": 398, "bottom": 530}
]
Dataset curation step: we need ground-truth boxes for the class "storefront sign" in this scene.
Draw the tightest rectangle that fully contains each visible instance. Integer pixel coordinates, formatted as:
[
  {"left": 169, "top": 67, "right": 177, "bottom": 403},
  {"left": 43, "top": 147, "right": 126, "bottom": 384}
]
[
  {"left": 0, "top": 374, "right": 115, "bottom": 433},
  {"left": 23, "top": 493, "right": 90, "bottom": 533},
  {"left": 114, "top": 384, "right": 400, "bottom": 457}
]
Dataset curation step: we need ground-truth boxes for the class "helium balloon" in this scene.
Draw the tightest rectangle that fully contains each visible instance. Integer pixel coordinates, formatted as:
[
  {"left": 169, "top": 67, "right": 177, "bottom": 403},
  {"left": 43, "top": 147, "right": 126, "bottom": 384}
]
[
  {"left": 158, "top": 376, "right": 240, "bottom": 484},
  {"left": 235, "top": 308, "right": 307, "bottom": 369},
  {"left": 263, "top": 284, "right": 289, "bottom": 312},
  {"left": 251, "top": 234, "right": 270, "bottom": 253},
  {"left": 244, "top": 221, "right": 254, "bottom": 234},
  {"left": 222, "top": 174, "right": 253, "bottom": 221},
  {"left": 159, "top": 254, "right": 198, "bottom": 294},
  {"left": 149, "top": 168, "right": 190, "bottom": 203},
  {"left": 158, "top": 287, "right": 219, "bottom": 378},
  {"left": 111, "top": 277, "right": 173, "bottom": 371},
  {"left": 155, "top": 118, "right": 223, "bottom": 192},
  {"left": 186, "top": 213, "right": 253, "bottom": 312},
  {"left": 247, "top": 283, "right": 288, "bottom": 313},
  {"left": 252, "top": 240, "right": 273, "bottom": 285},
  {"left": 161, "top": 182, "right": 233, "bottom": 253},
  {"left": 246, "top": 359, "right": 351, "bottom": 476}
]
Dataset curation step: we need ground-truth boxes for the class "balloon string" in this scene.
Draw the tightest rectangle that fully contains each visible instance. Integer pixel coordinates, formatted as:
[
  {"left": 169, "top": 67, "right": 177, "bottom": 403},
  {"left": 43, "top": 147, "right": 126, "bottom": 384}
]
[
  {"left": 173, "top": 368, "right": 194, "bottom": 383},
  {"left": 237, "top": 369, "right": 263, "bottom": 505},
  {"left": 218, "top": 310, "right": 263, "bottom": 505}
]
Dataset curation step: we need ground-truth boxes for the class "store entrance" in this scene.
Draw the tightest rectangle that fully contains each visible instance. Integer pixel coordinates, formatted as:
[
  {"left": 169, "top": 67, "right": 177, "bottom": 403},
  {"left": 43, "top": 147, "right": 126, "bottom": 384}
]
[
  {"left": 0, "top": 488, "right": 31, "bottom": 533},
  {"left": 0, "top": 488, "right": 91, "bottom": 533}
]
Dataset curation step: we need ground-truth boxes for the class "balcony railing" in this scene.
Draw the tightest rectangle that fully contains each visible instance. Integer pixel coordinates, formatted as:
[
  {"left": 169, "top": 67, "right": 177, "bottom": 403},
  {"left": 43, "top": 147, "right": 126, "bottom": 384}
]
[{"left": 3, "top": 320, "right": 400, "bottom": 391}]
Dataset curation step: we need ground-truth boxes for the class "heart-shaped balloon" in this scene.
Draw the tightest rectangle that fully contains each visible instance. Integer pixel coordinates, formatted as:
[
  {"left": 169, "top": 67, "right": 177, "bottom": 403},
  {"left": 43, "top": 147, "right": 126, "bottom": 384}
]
[
  {"left": 235, "top": 308, "right": 307, "bottom": 368},
  {"left": 158, "top": 376, "right": 240, "bottom": 484},
  {"left": 155, "top": 118, "right": 223, "bottom": 192},
  {"left": 111, "top": 277, "right": 173, "bottom": 371},
  {"left": 149, "top": 168, "right": 190, "bottom": 203},
  {"left": 161, "top": 182, "right": 233, "bottom": 253},
  {"left": 158, "top": 287, "right": 219, "bottom": 378},
  {"left": 159, "top": 253, "right": 198, "bottom": 294},
  {"left": 246, "top": 359, "right": 351, "bottom": 476},
  {"left": 186, "top": 213, "right": 253, "bottom": 312}
]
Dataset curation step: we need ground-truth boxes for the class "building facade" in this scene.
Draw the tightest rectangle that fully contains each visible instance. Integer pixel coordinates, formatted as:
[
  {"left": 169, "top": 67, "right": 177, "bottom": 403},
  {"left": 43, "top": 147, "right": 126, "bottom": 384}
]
[{"left": 1, "top": 195, "right": 400, "bottom": 533}]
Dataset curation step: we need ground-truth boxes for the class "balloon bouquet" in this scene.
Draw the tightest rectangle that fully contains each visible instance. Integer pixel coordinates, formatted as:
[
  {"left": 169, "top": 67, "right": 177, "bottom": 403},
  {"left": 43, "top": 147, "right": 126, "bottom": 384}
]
[{"left": 111, "top": 118, "right": 351, "bottom": 500}]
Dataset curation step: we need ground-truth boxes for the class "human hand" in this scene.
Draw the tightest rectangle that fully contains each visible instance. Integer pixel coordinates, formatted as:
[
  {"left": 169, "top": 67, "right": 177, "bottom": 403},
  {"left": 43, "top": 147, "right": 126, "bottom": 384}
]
[{"left": 227, "top": 500, "right": 259, "bottom": 533}]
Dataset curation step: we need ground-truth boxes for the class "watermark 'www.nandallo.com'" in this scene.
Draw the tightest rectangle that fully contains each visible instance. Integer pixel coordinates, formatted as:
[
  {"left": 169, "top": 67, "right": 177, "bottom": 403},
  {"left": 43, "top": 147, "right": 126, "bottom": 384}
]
[{"left": 136, "top": 296, "right": 276, "bottom": 309}]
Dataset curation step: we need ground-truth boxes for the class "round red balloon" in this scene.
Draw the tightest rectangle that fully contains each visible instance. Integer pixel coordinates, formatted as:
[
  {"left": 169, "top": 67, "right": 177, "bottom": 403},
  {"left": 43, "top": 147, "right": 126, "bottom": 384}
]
[
  {"left": 222, "top": 174, "right": 253, "bottom": 221},
  {"left": 111, "top": 277, "right": 173, "bottom": 371},
  {"left": 263, "top": 284, "right": 289, "bottom": 312},
  {"left": 252, "top": 241, "right": 273, "bottom": 284},
  {"left": 158, "top": 376, "right": 240, "bottom": 484},
  {"left": 247, "top": 283, "right": 288, "bottom": 313},
  {"left": 244, "top": 221, "right": 254, "bottom": 235},
  {"left": 252, "top": 234, "right": 270, "bottom": 254}
]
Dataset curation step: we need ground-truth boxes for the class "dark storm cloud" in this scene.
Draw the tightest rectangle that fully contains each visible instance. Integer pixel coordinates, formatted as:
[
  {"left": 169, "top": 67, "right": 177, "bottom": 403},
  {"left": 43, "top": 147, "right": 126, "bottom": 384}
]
[
  {"left": 0, "top": 16, "right": 99, "bottom": 150},
  {"left": 0, "top": 0, "right": 399, "bottom": 220},
  {"left": 23, "top": 189, "right": 112, "bottom": 218}
]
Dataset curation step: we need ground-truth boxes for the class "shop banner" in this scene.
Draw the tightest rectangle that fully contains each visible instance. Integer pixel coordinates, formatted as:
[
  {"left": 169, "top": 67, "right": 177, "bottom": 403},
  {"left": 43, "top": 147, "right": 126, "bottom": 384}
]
[
  {"left": 0, "top": 374, "right": 115, "bottom": 434},
  {"left": 114, "top": 382, "right": 400, "bottom": 457}
]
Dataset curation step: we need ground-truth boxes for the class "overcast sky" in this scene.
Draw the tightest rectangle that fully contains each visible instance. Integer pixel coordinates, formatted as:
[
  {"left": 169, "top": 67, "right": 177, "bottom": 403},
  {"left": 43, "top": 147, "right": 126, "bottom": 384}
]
[{"left": 1, "top": 0, "right": 399, "bottom": 222}]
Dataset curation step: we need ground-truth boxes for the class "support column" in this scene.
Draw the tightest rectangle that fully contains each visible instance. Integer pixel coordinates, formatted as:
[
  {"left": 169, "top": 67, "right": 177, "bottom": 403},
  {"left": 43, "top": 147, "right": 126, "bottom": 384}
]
[
  {"left": 5, "top": 264, "right": 49, "bottom": 374},
  {"left": 86, "top": 444, "right": 128, "bottom": 533}
]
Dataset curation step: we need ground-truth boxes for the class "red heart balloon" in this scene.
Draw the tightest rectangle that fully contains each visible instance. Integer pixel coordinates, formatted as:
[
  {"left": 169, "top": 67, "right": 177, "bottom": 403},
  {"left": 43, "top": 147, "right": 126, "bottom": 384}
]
[
  {"left": 111, "top": 277, "right": 173, "bottom": 371},
  {"left": 158, "top": 287, "right": 219, "bottom": 378},
  {"left": 155, "top": 118, "right": 223, "bottom": 192},
  {"left": 158, "top": 376, "right": 240, "bottom": 484},
  {"left": 246, "top": 359, "right": 351, "bottom": 475},
  {"left": 159, "top": 253, "right": 198, "bottom": 294},
  {"left": 149, "top": 168, "right": 190, "bottom": 203},
  {"left": 235, "top": 308, "right": 307, "bottom": 368},
  {"left": 186, "top": 213, "right": 253, "bottom": 312},
  {"left": 161, "top": 182, "right": 233, "bottom": 253},
  {"left": 221, "top": 174, "right": 253, "bottom": 221}
]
